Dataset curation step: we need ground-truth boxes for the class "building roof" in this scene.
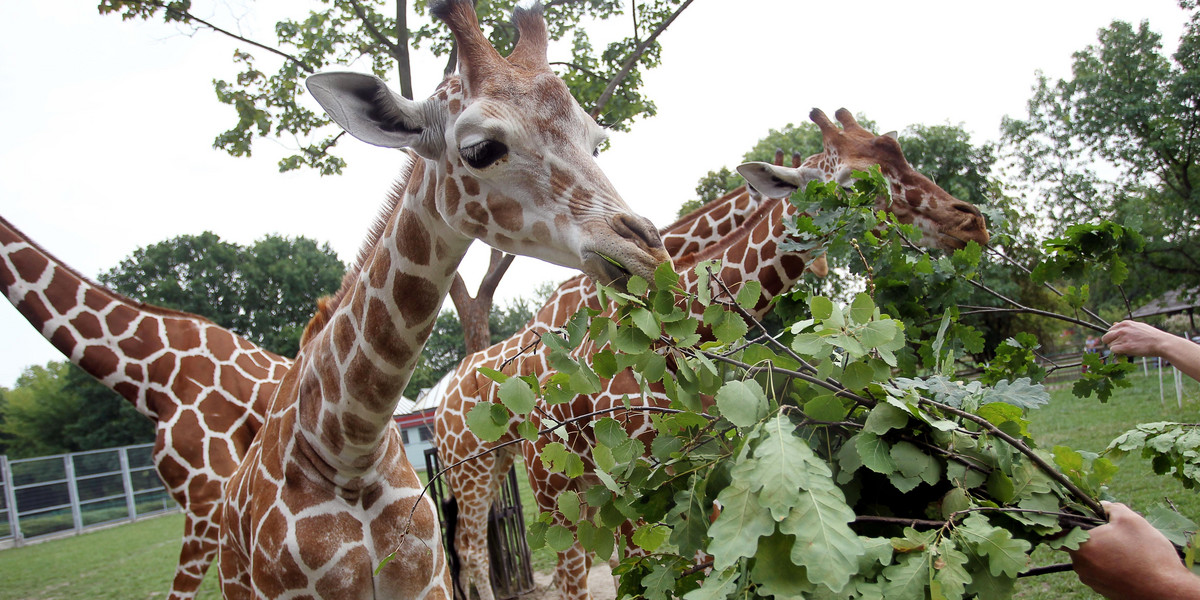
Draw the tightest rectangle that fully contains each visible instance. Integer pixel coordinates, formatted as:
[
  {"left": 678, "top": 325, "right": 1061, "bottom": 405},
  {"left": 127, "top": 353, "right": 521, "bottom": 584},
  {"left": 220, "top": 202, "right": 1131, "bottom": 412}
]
[{"left": 1130, "top": 287, "right": 1200, "bottom": 319}]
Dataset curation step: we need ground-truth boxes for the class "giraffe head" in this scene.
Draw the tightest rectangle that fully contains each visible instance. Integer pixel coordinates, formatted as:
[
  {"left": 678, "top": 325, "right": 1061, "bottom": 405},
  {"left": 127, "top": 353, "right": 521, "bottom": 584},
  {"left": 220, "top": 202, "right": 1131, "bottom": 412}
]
[
  {"left": 306, "top": 0, "right": 670, "bottom": 287},
  {"left": 737, "top": 108, "right": 990, "bottom": 251}
]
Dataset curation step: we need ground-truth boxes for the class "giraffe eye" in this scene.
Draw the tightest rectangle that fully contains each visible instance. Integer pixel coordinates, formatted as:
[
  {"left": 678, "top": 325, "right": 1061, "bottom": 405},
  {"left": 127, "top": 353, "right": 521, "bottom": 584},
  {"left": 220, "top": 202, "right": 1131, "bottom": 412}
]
[{"left": 460, "top": 140, "right": 508, "bottom": 169}]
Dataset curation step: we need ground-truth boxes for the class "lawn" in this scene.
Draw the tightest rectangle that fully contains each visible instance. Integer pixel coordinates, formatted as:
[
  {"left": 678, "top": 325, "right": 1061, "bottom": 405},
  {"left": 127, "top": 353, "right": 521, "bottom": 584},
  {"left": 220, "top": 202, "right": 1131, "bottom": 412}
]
[{"left": 0, "top": 369, "right": 1195, "bottom": 599}]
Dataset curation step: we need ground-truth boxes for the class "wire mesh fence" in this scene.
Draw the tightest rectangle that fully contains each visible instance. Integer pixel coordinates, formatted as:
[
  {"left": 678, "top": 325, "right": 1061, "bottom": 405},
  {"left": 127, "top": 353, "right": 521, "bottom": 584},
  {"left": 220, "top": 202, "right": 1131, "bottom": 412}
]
[{"left": 0, "top": 443, "right": 176, "bottom": 547}]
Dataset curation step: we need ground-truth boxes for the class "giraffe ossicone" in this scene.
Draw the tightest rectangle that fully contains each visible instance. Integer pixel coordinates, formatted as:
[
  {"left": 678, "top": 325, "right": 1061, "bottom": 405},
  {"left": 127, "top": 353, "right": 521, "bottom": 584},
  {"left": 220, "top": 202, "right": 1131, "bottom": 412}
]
[{"left": 216, "top": 1, "right": 669, "bottom": 598}]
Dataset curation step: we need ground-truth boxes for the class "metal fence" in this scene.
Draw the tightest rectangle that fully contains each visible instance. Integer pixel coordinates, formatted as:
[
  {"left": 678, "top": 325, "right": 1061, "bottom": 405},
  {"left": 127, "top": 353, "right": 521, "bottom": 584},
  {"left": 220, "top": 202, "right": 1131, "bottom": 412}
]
[{"left": 0, "top": 443, "right": 177, "bottom": 547}]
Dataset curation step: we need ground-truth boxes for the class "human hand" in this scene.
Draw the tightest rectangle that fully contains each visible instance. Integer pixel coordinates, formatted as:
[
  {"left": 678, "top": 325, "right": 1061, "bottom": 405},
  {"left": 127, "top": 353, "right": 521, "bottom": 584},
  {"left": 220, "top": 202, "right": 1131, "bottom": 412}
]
[
  {"left": 1069, "top": 502, "right": 1198, "bottom": 599},
  {"left": 1101, "top": 321, "right": 1170, "bottom": 358}
]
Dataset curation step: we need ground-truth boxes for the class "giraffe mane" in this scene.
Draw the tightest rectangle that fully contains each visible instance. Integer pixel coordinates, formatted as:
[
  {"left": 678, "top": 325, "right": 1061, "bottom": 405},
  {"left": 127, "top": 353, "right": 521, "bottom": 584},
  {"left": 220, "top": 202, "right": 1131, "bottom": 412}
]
[
  {"left": 660, "top": 185, "right": 749, "bottom": 233},
  {"left": 0, "top": 215, "right": 219, "bottom": 325},
  {"left": 299, "top": 154, "right": 416, "bottom": 347}
]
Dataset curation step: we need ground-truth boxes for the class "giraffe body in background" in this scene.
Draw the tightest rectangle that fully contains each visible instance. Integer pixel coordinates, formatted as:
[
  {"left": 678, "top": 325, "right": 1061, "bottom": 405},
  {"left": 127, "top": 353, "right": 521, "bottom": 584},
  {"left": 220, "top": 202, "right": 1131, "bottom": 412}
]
[
  {"left": 0, "top": 215, "right": 289, "bottom": 600},
  {"left": 526, "top": 108, "right": 990, "bottom": 600},
  {"left": 215, "top": 1, "right": 670, "bottom": 597}
]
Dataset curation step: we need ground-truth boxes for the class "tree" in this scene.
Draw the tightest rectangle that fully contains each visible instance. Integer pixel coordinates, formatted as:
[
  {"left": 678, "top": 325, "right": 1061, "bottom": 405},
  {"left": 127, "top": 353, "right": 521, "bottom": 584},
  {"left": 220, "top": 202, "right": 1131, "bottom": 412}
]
[
  {"left": 99, "top": 0, "right": 695, "bottom": 174},
  {"left": 99, "top": 232, "right": 345, "bottom": 357},
  {"left": 1002, "top": 5, "right": 1200, "bottom": 310},
  {"left": 402, "top": 297, "right": 536, "bottom": 398}
]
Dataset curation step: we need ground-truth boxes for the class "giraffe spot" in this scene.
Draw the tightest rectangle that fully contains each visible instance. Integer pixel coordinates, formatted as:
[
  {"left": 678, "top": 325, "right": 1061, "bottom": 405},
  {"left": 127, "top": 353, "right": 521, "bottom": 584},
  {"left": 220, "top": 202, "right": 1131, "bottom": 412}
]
[
  {"left": 449, "top": 98, "right": 461, "bottom": 114},
  {"left": 743, "top": 245, "right": 759, "bottom": 273},
  {"left": 297, "top": 512, "right": 365, "bottom": 571},
  {"left": 164, "top": 319, "right": 201, "bottom": 352},
  {"left": 118, "top": 317, "right": 163, "bottom": 360},
  {"left": 124, "top": 362, "right": 144, "bottom": 383},
  {"left": 49, "top": 326, "right": 77, "bottom": 358},
  {"left": 205, "top": 328, "right": 236, "bottom": 362},
  {"left": 104, "top": 303, "right": 138, "bottom": 336},
  {"left": 394, "top": 211, "right": 432, "bottom": 267},
  {"left": 757, "top": 264, "right": 784, "bottom": 297},
  {"left": 11, "top": 247, "right": 48, "bottom": 286},
  {"left": 760, "top": 241, "right": 777, "bottom": 262},
  {"left": 253, "top": 538, "right": 310, "bottom": 596},
  {"left": 464, "top": 201, "right": 489, "bottom": 226},
  {"left": 318, "top": 407, "right": 346, "bottom": 456},
  {"left": 0, "top": 260, "right": 13, "bottom": 289},
  {"left": 905, "top": 188, "right": 925, "bottom": 208},
  {"left": 461, "top": 174, "right": 480, "bottom": 196},
  {"left": 570, "top": 187, "right": 594, "bottom": 213},
  {"left": 549, "top": 165, "right": 574, "bottom": 199},
  {"left": 46, "top": 267, "right": 81, "bottom": 315},
  {"left": 345, "top": 351, "right": 404, "bottom": 415},
  {"left": 16, "top": 291, "right": 51, "bottom": 331},
  {"left": 332, "top": 313, "right": 355, "bottom": 362},
  {"left": 716, "top": 219, "right": 732, "bottom": 236},
  {"left": 781, "top": 252, "right": 808, "bottom": 279},
  {"left": 70, "top": 311, "right": 103, "bottom": 340},
  {"left": 487, "top": 193, "right": 524, "bottom": 232},
  {"left": 174, "top": 412, "right": 205, "bottom": 469},
  {"left": 342, "top": 412, "right": 378, "bottom": 445},
  {"left": 206, "top": 432, "right": 237, "bottom": 474},
  {"left": 365, "top": 298, "right": 414, "bottom": 369},
  {"left": 444, "top": 176, "right": 462, "bottom": 215},
  {"left": 179, "top": 356, "right": 215, "bottom": 388},
  {"left": 406, "top": 159, "right": 426, "bottom": 198},
  {"left": 113, "top": 381, "right": 139, "bottom": 403},
  {"left": 368, "top": 247, "right": 392, "bottom": 290},
  {"left": 532, "top": 221, "right": 551, "bottom": 244},
  {"left": 198, "top": 391, "right": 239, "bottom": 433},
  {"left": 393, "top": 273, "right": 440, "bottom": 329},
  {"left": 80, "top": 345, "right": 119, "bottom": 379},
  {"left": 158, "top": 454, "right": 190, "bottom": 488}
]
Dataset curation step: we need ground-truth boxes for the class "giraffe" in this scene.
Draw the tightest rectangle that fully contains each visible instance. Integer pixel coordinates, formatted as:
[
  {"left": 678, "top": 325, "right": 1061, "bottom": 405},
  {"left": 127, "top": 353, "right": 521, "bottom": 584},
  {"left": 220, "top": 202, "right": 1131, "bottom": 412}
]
[
  {"left": 214, "top": 2, "right": 671, "bottom": 597},
  {"left": 0, "top": 214, "right": 290, "bottom": 600},
  {"left": 429, "top": 150, "right": 826, "bottom": 600},
  {"left": 519, "top": 107, "right": 990, "bottom": 600}
]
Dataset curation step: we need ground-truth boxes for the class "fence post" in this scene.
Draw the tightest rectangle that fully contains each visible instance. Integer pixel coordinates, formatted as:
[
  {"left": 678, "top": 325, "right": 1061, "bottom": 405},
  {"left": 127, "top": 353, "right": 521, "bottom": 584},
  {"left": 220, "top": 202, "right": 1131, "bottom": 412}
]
[
  {"left": 64, "top": 454, "right": 83, "bottom": 535},
  {"left": 1, "top": 455, "right": 22, "bottom": 546},
  {"left": 119, "top": 446, "right": 137, "bottom": 521}
]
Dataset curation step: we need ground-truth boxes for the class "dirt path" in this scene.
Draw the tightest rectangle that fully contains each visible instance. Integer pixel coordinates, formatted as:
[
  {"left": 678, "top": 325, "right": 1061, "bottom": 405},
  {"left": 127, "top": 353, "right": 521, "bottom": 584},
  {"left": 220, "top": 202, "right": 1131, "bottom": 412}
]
[{"left": 523, "top": 564, "right": 616, "bottom": 600}]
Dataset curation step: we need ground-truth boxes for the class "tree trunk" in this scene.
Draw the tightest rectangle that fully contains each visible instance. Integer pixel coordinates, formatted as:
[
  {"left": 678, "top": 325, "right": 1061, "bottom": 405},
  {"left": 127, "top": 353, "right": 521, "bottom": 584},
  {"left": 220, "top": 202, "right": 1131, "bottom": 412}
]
[{"left": 449, "top": 249, "right": 516, "bottom": 354}]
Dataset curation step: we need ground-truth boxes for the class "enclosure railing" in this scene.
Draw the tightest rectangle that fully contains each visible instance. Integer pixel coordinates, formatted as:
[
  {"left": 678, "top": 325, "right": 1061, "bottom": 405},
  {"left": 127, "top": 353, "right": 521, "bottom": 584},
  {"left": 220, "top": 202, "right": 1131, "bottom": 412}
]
[{"left": 0, "top": 442, "right": 176, "bottom": 547}]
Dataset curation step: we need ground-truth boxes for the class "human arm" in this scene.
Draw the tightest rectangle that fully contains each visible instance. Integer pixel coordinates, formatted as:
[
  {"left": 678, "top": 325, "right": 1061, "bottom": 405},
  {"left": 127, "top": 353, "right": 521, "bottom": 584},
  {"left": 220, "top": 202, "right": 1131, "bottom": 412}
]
[
  {"left": 1069, "top": 502, "right": 1200, "bottom": 599},
  {"left": 1102, "top": 320, "right": 1200, "bottom": 382}
]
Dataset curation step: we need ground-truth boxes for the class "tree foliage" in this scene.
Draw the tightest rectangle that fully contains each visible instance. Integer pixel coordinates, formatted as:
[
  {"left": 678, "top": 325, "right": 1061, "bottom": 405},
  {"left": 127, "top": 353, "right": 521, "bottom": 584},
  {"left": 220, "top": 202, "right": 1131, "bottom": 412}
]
[
  {"left": 99, "top": 0, "right": 694, "bottom": 174},
  {"left": 403, "top": 297, "right": 536, "bottom": 398},
  {"left": 437, "top": 168, "right": 1192, "bottom": 600},
  {"left": 99, "top": 232, "right": 345, "bottom": 357},
  {"left": 1002, "top": 5, "right": 1200, "bottom": 309},
  {"left": 0, "top": 362, "right": 152, "bottom": 458}
]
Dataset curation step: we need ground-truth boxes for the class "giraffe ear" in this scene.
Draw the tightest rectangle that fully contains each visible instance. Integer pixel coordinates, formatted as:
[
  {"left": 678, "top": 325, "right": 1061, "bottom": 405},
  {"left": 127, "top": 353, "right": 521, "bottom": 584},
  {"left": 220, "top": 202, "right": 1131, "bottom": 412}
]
[
  {"left": 736, "top": 162, "right": 823, "bottom": 199},
  {"left": 882, "top": 131, "right": 899, "bottom": 140},
  {"left": 307, "top": 72, "right": 446, "bottom": 159}
]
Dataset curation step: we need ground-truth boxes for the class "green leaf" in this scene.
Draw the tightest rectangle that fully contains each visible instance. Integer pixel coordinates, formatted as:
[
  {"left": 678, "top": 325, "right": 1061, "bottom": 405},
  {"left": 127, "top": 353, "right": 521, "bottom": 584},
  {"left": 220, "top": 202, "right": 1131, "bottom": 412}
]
[
  {"left": 736, "top": 280, "right": 763, "bottom": 310},
  {"left": 546, "top": 524, "right": 575, "bottom": 552},
  {"left": 804, "top": 395, "right": 848, "bottom": 422},
  {"left": 595, "top": 417, "right": 629, "bottom": 448},
  {"left": 631, "top": 306, "right": 659, "bottom": 339},
  {"left": 748, "top": 415, "right": 826, "bottom": 521},
  {"left": 715, "top": 380, "right": 768, "bottom": 428},
  {"left": 810, "top": 296, "right": 834, "bottom": 320},
  {"left": 498, "top": 376, "right": 535, "bottom": 415},
  {"left": 477, "top": 366, "right": 509, "bottom": 384},
  {"left": 891, "top": 441, "right": 940, "bottom": 485},
  {"left": 466, "top": 403, "right": 510, "bottom": 442},
  {"left": 681, "top": 568, "right": 738, "bottom": 600},
  {"left": 880, "top": 553, "right": 928, "bottom": 600},
  {"left": 642, "top": 562, "right": 678, "bottom": 600},
  {"left": 863, "top": 403, "right": 909, "bottom": 435},
  {"left": 780, "top": 484, "right": 865, "bottom": 593},
  {"left": 517, "top": 420, "right": 539, "bottom": 442},
  {"left": 841, "top": 360, "right": 874, "bottom": 391},
  {"left": 750, "top": 531, "right": 815, "bottom": 598},
  {"left": 632, "top": 523, "right": 670, "bottom": 552},
  {"left": 626, "top": 274, "right": 649, "bottom": 296},
  {"left": 557, "top": 491, "right": 581, "bottom": 523},
  {"left": 654, "top": 261, "right": 680, "bottom": 291},
  {"left": 856, "top": 432, "right": 897, "bottom": 475},
  {"left": 576, "top": 520, "right": 614, "bottom": 561},
  {"left": 708, "top": 464, "right": 775, "bottom": 569},
  {"left": 850, "top": 292, "right": 876, "bottom": 324},
  {"left": 956, "top": 514, "right": 1030, "bottom": 578}
]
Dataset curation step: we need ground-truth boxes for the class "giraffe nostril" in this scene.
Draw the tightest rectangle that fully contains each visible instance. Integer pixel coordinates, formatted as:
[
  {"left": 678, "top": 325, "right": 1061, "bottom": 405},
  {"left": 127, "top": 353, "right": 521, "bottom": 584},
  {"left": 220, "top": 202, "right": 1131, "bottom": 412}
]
[
  {"left": 612, "top": 214, "right": 664, "bottom": 250},
  {"left": 953, "top": 202, "right": 982, "bottom": 218}
]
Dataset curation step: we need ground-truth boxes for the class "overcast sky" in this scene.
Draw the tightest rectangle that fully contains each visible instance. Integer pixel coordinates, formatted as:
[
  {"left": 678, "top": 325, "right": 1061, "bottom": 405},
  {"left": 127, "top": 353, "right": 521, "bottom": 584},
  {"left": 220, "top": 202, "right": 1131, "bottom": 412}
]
[{"left": 0, "top": 0, "right": 1191, "bottom": 387}]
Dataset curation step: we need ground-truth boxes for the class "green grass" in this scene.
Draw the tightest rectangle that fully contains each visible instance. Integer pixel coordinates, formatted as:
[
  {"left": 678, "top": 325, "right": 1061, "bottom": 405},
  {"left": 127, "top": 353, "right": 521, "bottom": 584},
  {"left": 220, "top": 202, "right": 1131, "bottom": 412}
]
[
  {"left": 2, "top": 371, "right": 1195, "bottom": 599},
  {"left": 0, "top": 512, "right": 220, "bottom": 600}
]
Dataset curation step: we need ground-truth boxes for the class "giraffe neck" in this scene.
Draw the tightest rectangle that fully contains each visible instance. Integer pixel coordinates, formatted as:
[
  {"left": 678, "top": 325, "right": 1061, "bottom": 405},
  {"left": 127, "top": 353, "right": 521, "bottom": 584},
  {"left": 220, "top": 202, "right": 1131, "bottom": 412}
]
[
  {"left": 295, "top": 158, "right": 474, "bottom": 484},
  {"left": 678, "top": 152, "right": 842, "bottom": 313},
  {"left": 0, "top": 216, "right": 287, "bottom": 417}
]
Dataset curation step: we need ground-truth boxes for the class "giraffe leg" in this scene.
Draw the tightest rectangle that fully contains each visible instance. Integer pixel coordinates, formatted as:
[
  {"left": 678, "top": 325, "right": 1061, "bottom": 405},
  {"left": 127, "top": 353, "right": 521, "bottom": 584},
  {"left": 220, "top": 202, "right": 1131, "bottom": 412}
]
[
  {"left": 555, "top": 541, "right": 593, "bottom": 600},
  {"left": 165, "top": 510, "right": 221, "bottom": 600}
]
